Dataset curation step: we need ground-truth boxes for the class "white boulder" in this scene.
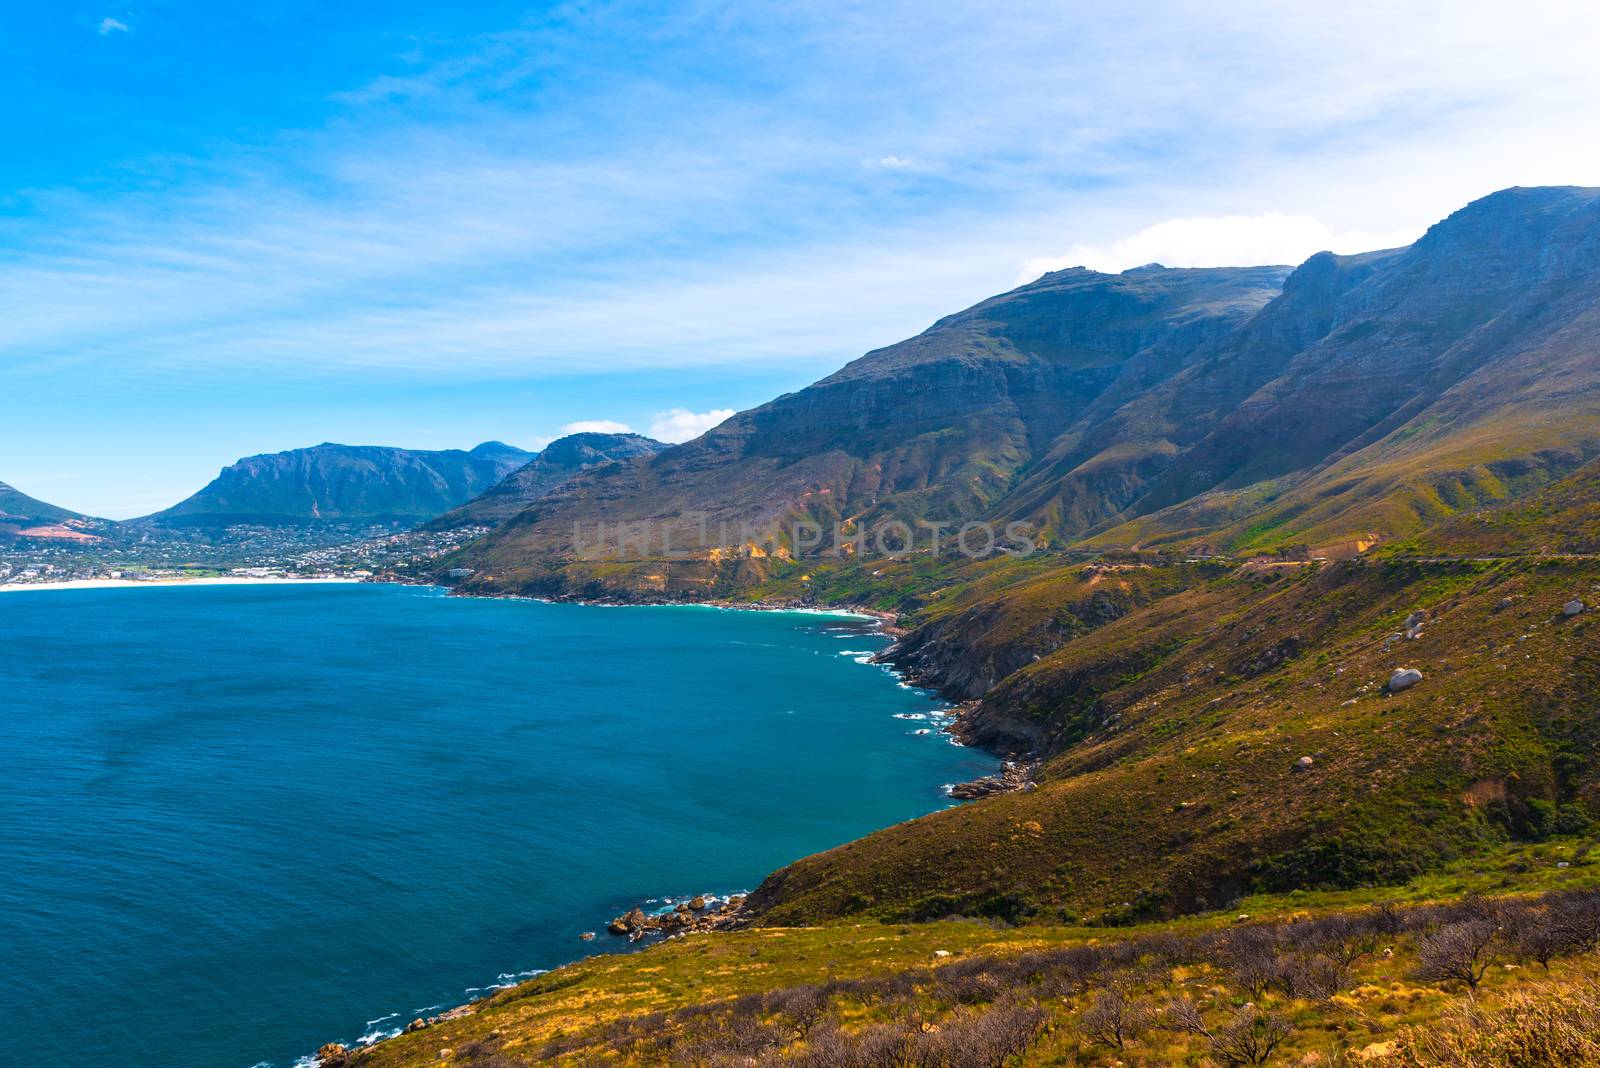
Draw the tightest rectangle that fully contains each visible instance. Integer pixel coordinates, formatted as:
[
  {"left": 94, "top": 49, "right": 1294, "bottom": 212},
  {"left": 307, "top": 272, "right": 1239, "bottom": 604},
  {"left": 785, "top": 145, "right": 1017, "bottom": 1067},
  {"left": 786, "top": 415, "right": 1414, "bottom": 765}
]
[{"left": 1387, "top": 668, "right": 1423, "bottom": 693}]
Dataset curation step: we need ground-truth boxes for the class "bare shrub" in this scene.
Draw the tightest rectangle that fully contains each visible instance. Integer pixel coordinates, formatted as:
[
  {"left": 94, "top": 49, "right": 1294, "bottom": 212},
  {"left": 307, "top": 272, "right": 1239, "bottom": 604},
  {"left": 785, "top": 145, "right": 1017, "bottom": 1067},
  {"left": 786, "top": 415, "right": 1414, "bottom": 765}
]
[
  {"left": 1414, "top": 919, "right": 1499, "bottom": 990},
  {"left": 934, "top": 1002, "right": 1048, "bottom": 1068},
  {"left": 769, "top": 983, "right": 830, "bottom": 1038},
  {"left": 1161, "top": 996, "right": 1211, "bottom": 1037},
  {"left": 1310, "top": 912, "right": 1385, "bottom": 967},
  {"left": 1272, "top": 952, "right": 1350, "bottom": 1000},
  {"left": 1210, "top": 1005, "right": 1293, "bottom": 1066},
  {"left": 1225, "top": 929, "right": 1284, "bottom": 998},
  {"left": 1078, "top": 988, "right": 1149, "bottom": 1050}
]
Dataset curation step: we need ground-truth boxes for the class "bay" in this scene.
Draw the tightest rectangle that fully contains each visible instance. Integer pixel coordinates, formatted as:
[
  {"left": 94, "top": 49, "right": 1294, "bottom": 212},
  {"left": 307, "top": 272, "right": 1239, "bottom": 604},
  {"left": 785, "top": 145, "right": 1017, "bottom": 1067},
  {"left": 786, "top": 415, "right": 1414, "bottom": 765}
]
[{"left": 0, "top": 583, "right": 991, "bottom": 1067}]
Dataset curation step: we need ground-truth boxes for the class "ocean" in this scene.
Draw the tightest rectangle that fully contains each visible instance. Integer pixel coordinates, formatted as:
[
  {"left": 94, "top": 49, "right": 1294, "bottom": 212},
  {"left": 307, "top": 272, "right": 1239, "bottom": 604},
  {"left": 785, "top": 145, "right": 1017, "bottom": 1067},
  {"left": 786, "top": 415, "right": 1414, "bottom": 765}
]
[{"left": 0, "top": 582, "right": 991, "bottom": 1067}]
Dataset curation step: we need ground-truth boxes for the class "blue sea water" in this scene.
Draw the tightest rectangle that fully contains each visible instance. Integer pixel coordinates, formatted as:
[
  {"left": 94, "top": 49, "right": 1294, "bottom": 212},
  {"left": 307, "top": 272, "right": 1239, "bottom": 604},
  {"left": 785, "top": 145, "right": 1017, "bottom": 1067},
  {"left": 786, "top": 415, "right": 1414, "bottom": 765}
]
[{"left": 0, "top": 582, "right": 991, "bottom": 1068}]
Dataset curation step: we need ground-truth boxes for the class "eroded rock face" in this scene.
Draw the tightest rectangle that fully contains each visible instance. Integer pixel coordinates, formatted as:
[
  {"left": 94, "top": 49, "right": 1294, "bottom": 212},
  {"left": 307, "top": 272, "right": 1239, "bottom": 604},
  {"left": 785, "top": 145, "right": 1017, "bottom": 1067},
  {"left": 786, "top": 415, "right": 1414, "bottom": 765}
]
[{"left": 1387, "top": 668, "right": 1424, "bottom": 692}]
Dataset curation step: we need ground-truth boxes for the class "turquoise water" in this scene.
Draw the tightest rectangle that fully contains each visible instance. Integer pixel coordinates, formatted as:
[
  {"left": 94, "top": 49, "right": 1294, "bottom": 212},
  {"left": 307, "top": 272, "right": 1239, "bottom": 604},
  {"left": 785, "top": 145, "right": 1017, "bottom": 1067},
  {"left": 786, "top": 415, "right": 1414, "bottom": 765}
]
[{"left": 0, "top": 583, "right": 990, "bottom": 1067}]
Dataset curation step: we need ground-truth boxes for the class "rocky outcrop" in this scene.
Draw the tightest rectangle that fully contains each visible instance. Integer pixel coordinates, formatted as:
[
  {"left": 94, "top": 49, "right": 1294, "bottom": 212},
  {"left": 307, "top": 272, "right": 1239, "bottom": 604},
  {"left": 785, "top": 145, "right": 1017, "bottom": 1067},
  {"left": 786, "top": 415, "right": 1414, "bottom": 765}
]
[
  {"left": 315, "top": 1043, "right": 349, "bottom": 1067},
  {"left": 604, "top": 895, "right": 746, "bottom": 941},
  {"left": 946, "top": 761, "right": 1036, "bottom": 799}
]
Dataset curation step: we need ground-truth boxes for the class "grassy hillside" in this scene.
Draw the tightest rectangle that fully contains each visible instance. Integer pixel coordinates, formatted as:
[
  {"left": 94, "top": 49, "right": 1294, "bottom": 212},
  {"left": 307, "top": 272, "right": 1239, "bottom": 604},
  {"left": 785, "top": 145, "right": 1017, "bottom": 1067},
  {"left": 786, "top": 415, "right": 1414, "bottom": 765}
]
[
  {"left": 743, "top": 556, "right": 1598, "bottom": 927},
  {"left": 347, "top": 844, "right": 1600, "bottom": 1067}
]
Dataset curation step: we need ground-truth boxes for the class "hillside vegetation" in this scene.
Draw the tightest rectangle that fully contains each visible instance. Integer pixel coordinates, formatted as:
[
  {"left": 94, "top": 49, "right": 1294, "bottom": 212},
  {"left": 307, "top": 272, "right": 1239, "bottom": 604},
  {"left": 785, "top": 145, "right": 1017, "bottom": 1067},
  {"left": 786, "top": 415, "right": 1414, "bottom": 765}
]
[{"left": 347, "top": 845, "right": 1600, "bottom": 1067}]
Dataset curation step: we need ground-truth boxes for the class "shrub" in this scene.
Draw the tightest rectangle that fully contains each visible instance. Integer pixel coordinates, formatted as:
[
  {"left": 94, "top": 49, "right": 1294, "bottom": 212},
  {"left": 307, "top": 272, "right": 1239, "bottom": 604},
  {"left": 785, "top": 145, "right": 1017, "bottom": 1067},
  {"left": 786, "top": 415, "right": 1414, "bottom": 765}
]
[
  {"left": 1210, "top": 1006, "right": 1293, "bottom": 1066},
  {"left": 1078, "top": 988, "right": 1148, "bottom": 1050},
  {"left": 1415, "top": 919, "right": 1499, "bottom": 990}
]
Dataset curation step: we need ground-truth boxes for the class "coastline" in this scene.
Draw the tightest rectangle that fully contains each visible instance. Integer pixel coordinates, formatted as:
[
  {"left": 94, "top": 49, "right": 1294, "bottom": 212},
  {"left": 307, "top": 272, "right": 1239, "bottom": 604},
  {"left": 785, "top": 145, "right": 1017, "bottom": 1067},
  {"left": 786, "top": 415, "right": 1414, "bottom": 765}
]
[
  {"left": 423, "top": 576, "right": 906, "bottom": 635},
  {"left": 0, "top": 576, "right": 364, "bottom": 594}
]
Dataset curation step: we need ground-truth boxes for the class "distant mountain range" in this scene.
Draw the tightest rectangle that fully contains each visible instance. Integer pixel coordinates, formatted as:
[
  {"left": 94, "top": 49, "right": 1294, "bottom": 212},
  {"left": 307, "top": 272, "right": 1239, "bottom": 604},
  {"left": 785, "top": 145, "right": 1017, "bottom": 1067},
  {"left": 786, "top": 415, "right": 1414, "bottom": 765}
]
[
  {"left": 139, "top": 441, "right": 534, "bottom": 527},
  {"left": 447, "top": 185, "right": 1600, "bottom": 595},
  {"left": 427, "top": 433, "right": 664, "bottom": 528}
]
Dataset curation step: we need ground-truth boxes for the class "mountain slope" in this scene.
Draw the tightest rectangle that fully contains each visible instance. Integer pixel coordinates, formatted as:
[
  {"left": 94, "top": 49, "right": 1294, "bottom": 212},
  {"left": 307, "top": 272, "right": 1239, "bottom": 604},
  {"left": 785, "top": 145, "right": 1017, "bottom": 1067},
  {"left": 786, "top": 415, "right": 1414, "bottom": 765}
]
[
  {"left": 1099, "top": 186, "right": 1600, "bottom": 550},
  {"left": 427, "top": 433, "right": 664, "bottom": 529},
  {"left": 742, "top": 553, "right": 1600, "bottom": 926},
  {"left": 449, "top": 186, "right": 1600, "bottom": 601},
  {"left": 0, "top": 480, "right": 82, "bottom": 524},
  {"left": 144, "top": 441, "right": 532, "bottom": 526},
  {"left": 455, "top": 265, "right": 1289, "bottom": 592}
]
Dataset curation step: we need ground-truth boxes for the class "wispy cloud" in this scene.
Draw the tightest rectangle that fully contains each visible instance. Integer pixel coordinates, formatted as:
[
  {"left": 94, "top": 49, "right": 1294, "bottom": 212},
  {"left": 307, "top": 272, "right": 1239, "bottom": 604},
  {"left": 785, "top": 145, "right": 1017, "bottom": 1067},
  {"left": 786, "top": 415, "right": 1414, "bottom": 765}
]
[
  {"left": 12, "top": 0, "right": 1600, "bottom": 388},
  {"left": 9, "top": 0, "right": 1600, "bottom": 516}
]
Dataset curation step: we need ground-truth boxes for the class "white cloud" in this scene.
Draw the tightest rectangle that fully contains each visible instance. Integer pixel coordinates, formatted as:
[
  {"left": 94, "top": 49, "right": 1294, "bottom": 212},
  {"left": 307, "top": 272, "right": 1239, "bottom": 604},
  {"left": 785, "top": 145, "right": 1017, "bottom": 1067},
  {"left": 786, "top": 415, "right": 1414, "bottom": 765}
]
[
  {"left": 560, "top": 419, "right": 632, "bottom": 435},
  {"left": 1018, "top": 213, "right": 1425, "bottom": 283},
  {"left": 867, "top": 155, "right": 915, "bottom": 169},
  {"left": 648, "top": 408, "right": 735, "bottom": 443},
  {"left": 97, "top": 17, "right": 128, "bottom": 34}
]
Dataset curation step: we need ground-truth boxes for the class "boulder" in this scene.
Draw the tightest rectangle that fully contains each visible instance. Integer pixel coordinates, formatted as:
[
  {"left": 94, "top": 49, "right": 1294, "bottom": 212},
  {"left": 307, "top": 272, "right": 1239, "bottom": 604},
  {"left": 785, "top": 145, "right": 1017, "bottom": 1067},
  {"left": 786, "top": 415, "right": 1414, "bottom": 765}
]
[
  {"left": 607, "top": 907, "right": 649, "bottom": 936},
  {"left": 1293, "top": 755, "right": 1315, "bottom": 771},
  {"left": 1387, "top": 668, "right": 1423, "bottom": 693},
  {"left": 579, "top": 931, "right": 596, "bottom": 941},
  {"left": 407, "top": 1018, "right": 428, "bottom": 1033},
  {"left": 316, "top": 1044, "right": 350, "bottom": 1068},
  {"left": 1564, "top": 599, "right": 1585, "bottom": 617},
  {"left": 690, "top": 896, "right": 708, "bottom": 911}
]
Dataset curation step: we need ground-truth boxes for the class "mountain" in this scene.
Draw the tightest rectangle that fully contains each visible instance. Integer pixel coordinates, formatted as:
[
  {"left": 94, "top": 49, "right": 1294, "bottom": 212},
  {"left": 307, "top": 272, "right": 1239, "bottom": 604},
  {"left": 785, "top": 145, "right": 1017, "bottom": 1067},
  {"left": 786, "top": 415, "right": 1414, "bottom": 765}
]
[
  {"left": 454, "top": 264, "right": 1290, "bottom": 591},
  {"left": 142, "top": 441, "right": 533, "bottom": 527},
  {"left": 0, "top": 480, "right": 91, "bottom": 541},
  {"left": 427, "top": 432, "right": 665, "bottom": 529},
  {"left": 0, "top": 480, "right": 82, "bottom": 525},
  {"left": 1094, "top": 185, "right": 1600, "bottom": 551},
  {"left": 447, "top": 186, "right": 1600, "bottom": 599}
]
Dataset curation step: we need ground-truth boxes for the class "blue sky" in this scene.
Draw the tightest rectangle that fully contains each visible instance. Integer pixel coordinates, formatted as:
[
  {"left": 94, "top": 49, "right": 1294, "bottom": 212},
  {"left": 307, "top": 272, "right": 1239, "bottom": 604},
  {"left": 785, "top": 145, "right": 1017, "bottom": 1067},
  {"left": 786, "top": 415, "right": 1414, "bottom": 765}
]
[{"left": 4, "top": 1, "right": 1599, "bottom": 517}]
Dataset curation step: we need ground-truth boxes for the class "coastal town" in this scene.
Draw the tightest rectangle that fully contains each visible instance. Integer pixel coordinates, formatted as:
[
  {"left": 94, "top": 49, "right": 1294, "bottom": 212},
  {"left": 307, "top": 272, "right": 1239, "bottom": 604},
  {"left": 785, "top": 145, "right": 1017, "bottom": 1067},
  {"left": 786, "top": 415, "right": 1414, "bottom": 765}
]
[{"left": 0, "top": 523, "right": 489, "bottom": 589}]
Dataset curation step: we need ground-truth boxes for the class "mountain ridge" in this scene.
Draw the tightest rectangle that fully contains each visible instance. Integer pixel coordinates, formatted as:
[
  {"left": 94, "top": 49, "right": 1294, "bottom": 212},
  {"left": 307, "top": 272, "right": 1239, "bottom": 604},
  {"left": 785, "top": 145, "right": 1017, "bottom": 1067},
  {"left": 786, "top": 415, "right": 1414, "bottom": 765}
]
[
  {"left": 141, "top": 441, "right": 533, "bottom": 527},
  {"left": 427, "top": 432, "right": 665, "bottom": 529},
  {"left": 445, "top": 186, "right": 1600, "bottom": 600}
]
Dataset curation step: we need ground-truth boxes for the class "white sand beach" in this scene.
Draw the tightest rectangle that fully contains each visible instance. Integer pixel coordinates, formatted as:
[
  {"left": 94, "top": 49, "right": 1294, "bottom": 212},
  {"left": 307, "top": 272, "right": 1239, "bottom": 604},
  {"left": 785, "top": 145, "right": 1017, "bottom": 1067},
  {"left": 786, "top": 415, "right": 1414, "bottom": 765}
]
[{"left": 0, "top": 576, "right": 365, "bottom": 594}]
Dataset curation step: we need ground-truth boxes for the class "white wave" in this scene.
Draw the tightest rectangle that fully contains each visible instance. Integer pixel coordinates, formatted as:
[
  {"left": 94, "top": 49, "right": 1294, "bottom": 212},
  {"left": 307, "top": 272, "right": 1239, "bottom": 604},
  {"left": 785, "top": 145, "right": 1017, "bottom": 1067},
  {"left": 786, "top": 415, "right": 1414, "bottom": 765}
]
[{"left": 497, "top": 969, "right": 547, "bottom": 981}]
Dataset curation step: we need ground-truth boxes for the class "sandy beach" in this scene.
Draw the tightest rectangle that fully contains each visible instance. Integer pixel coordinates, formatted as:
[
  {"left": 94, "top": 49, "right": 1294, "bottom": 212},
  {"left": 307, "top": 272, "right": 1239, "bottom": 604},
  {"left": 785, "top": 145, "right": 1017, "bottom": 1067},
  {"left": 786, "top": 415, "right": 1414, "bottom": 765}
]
[{"left": 0, "top": 576, "right": 364, "bottom": 594}]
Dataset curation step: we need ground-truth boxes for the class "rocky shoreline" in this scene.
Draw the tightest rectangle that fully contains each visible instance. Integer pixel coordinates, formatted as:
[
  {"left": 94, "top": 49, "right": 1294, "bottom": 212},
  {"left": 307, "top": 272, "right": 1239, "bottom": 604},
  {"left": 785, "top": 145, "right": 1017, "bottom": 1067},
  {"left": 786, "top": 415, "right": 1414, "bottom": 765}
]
[
  {"left": 603, "top": 893, "right": 748, "bottom": 941},
  {"left": 944, "top": 759, "right": 1039, "bottom": 800}
]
